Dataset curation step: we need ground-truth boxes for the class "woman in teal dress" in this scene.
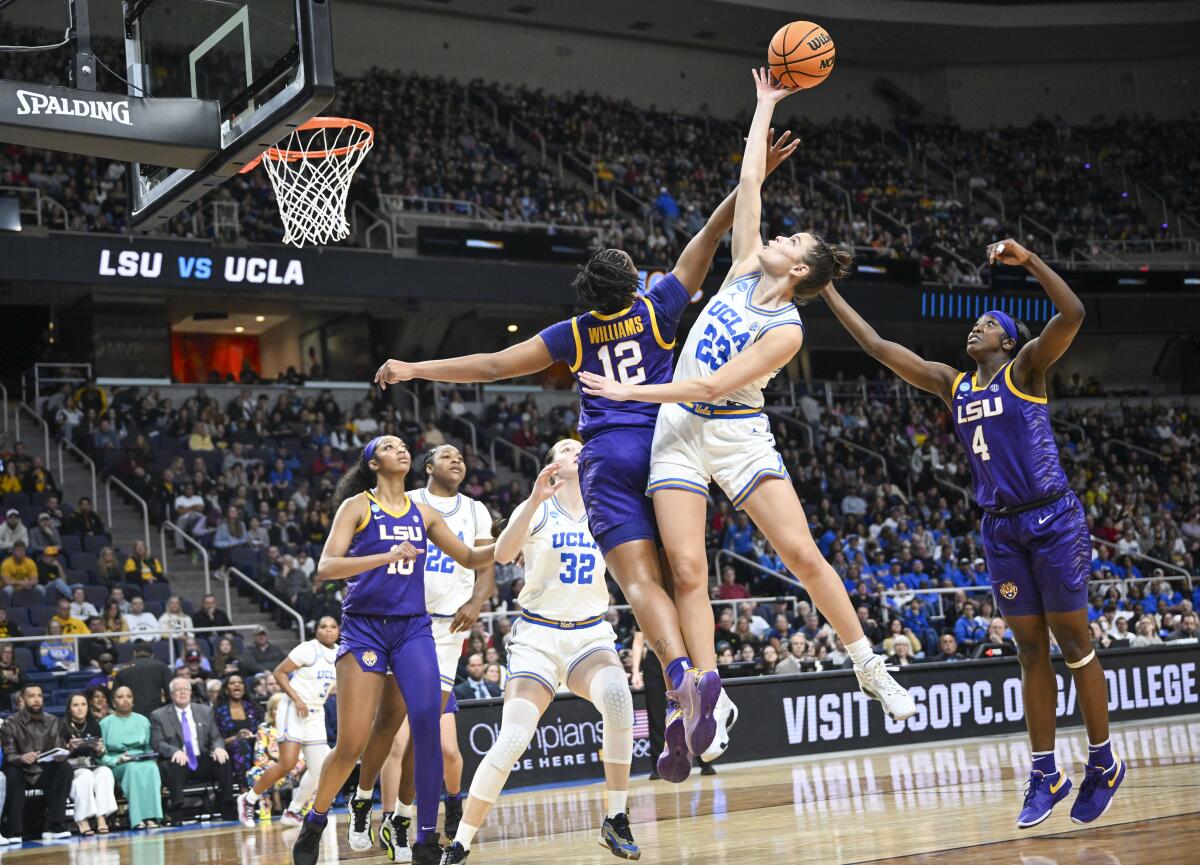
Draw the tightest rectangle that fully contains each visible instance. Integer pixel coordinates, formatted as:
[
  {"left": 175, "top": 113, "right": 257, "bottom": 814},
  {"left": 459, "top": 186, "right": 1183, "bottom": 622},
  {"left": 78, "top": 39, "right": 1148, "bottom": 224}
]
[{"left": 99, "top": 685, "right": 164, "bottom": 829}]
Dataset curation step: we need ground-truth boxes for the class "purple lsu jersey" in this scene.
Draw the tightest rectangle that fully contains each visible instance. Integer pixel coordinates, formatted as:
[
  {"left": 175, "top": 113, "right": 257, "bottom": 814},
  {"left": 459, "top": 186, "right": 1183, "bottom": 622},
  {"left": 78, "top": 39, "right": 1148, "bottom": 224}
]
[
  {"left": 343, "top": 490, "right": 429, "bottom": 616},
  {"left": 950, "top": 360, "right": 1069, "bottom": 510},
  {"left": 538, "top": 273, "right": 691, "bottom": 440}
]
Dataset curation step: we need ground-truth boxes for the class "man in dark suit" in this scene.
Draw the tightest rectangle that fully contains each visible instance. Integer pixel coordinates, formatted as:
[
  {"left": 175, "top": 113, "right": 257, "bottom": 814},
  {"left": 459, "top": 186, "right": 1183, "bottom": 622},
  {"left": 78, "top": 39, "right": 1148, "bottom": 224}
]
[
  {"left": 453, "top": 653, "right": 500, "bottom": 701},
  {"left": 150, "top": 677, "right": 236, "bottom": 823},
  {"left": 113, "top": 643, "right": 172, "bottom": 717}
]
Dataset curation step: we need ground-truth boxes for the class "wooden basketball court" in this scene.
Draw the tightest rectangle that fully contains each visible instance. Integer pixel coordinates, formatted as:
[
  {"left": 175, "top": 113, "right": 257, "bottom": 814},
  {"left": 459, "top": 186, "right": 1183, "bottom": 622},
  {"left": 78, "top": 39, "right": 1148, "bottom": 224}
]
[{"left": 6, "top": 714, "right": 1196, "bottom": 865}]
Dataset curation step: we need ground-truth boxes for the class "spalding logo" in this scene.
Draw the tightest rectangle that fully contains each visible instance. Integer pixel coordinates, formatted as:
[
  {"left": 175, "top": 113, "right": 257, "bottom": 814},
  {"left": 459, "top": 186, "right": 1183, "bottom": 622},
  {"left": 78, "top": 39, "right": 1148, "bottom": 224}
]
[{"left": 16, "top": 90, "right": 132, "bottom": 126}]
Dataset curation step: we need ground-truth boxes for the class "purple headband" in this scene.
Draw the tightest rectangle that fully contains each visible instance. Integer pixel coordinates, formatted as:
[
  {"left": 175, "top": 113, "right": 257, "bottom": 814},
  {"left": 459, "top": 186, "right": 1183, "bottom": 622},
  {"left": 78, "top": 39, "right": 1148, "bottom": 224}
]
[
  {"left": 362, "top": 436, "right": 383, "bottom": 464},
  {"left": 983, "top": 309, "right": 1018, "bottom": 343}
]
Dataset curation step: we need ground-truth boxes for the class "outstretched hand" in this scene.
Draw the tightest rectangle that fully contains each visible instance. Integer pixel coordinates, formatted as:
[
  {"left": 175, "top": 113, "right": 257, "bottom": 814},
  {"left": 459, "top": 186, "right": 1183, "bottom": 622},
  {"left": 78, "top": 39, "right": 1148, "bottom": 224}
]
[
  {"left": 530, "top": 462, "right": 563, "bottom": 503},
  {"left": 752, "top": 67, "right": 796, "bottom": 104},
  {"left": 986, "top": 237, "right": 1032, "bottom": 266},
  {"left": 578, "top": 371, "right": 633, "bottom": 402},
  {"left": 373, "top": 359, "right": 414, "bottom": 390},
  {"left": 762, "top": 128, "right": 801, "bottom": 175}
]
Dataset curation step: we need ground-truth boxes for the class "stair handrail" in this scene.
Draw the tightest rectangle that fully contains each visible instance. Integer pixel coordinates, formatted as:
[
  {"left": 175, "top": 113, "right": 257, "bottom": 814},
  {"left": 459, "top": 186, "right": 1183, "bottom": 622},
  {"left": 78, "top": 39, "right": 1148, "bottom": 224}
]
[
  {"left": 226, "top": 567, "right": 306, "bottom": 640},
  {"left": 1089, "top": 536, "right": 1191, "bottom": 591},
  {"left": 763, "top": 407, "right": 814, "bottom": 450},
  {"left": 809, "top": 173, "right": 854, "bottom": 223},
  {"left": 160, "top": 519, "right": 219, "bottom": 609},
  {"left": 1017, "top": 214, "right": 1059, "bottom": 260},
  {"left": 0, "top": 382, "right": 7, "bottom": 433},
  {"left": 714, "top": 549, "right": 806, "bottom": 594},
  {"left": 105, "top": 475, "right": 151, "bottom": 552},
  {"left": 57, "top": 437, "right": 97, "bottom": 504},
  {"left": 15, "top": 402, "right": 51, "bottom": 464},
  {"left": 489, "top": 437, "right": 541, "bottom": 477}
]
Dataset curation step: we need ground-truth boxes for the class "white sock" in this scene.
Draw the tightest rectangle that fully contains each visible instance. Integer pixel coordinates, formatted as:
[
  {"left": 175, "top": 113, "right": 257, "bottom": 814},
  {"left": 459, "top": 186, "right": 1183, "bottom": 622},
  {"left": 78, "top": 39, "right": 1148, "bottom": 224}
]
[
  {"left": 244, "top": 789, "right": 260, "bottom": 805},
  {"left": 455, "top": 821, "right": 480, "bottom": 850},
  {"left": 606, "top": 790, "right": 628, "bottom": 818},
  {"left": 846, "top": 636, "right": 875, "bottom": 669},
  {"left": 394, "top": 799, "right": 413, "bottom": 819},
  {"left": 355, "top": 787, "right": 373, "bottom": 802}
]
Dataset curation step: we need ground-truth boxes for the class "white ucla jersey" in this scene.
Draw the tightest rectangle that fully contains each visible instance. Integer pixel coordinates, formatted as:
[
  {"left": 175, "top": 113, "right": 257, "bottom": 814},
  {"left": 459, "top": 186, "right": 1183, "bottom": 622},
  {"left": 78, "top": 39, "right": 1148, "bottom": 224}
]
[
  {"left": 285, "top": 639, "right": 337, "bottom": 709},
  {"left": 514, "top": 497, "right": 607, "bottom": 621},
  {"left": 411, "top": 488, "right": 493, "bottom": 616},
  {"left": 674, "top": 272, "right": 804, "bottom": 409}
]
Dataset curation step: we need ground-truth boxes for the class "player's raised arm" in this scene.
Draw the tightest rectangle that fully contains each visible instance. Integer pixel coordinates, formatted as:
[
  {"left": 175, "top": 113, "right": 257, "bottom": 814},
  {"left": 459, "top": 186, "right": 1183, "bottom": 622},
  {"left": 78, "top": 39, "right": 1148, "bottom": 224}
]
[
  {"left": 995, "top": 239, "right": 1086, "bottom": 380},
  {"left": 821, "top": 282, "right": 960, "bottom": 404},
  {"left": 493, "top": 462, "right": 560, "bottom": 564},
  {"left": 728, "top": 69, "right": 797, "bottom": 272},
  {"left": 671, "top": 129, "right": 800, "bottom": 294},
  {"left": 374, "top": 336, "right": 553, "bottom": 389},
  {"left": 579, "top": 325, "right": 802, "bottom": 405},
  {"left": 317, "top": 495, "right": 420, "bottom": 581},
  {"left": 421, "top": 506, "right": 496, "bottom": 569}
]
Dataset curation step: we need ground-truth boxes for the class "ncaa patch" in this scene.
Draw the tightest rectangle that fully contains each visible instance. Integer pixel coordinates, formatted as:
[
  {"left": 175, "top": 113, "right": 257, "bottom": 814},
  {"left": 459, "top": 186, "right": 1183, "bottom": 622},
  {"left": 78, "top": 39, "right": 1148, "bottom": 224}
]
[
  {"left": 999, "top": 581, "right": 1019, "bottom": 600},
  {"left": 959, "top": 381, "right": 970, "bottom": 392},
  {"left": 370, "top": 503, "right": 381, "bottom": 512}
]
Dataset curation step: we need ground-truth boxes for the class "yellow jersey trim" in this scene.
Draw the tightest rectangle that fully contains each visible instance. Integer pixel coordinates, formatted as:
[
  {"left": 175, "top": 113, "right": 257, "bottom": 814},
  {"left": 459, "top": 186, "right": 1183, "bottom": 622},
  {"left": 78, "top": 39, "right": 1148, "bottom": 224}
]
[
  {"left": 589, "top": 304, "right": 633, "bottom": 321},
  {"left": 569, "top": 317, "right": 583, "bottom": 373},
  {"left": 970, "top": 365, "right": 1005, "bottom": 391},
  {"left": 365, "top": 490, "right": 411, "bottom": 519},
  {"left": 1005, "top": 362, "right": 1048, "bottom": 404},
  {"left": 353, "top": 505, "right": 370, "bottom": 534},
  {"left": 642, "top": 295, "right": 675, "bottom": 350},
  {"left": 951, "top": 371, "right": 966, "bottom": 394}
]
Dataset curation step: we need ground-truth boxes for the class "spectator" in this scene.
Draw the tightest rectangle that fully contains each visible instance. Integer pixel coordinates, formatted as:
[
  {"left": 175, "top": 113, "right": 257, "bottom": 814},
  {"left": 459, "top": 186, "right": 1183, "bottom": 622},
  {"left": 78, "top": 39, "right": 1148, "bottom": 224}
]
[
  {"left": 63, "top": 497, "right": 105, "bottom": 537},
  {"left": 99, "top": 684, "right": 163, "bottom": 830},
  {"left": 0, "top": 684, "right": 74, "bottom": 840},
  {"left": 0, "top": 464, "right": 21, "bottom": 495},
  {"left": 244, "top": 692, "right": 306, "bottom": 819},
  {"left": 887, "top": 635, "right": 916, "bottom": 667},
  {"left": 213, "top": 506, "right": 249, "bottom": 568},
  {"left": 151, "top": 678, "right": 237, "bottom": 824},
  {"left": 175, "top": 647, "right": 213, "bottom": 683},
  {"left": 172, "top": 483, "right": 208, "bottom": 553},
  {"left": 882, "top": 619, "right": 922, "bottom": 657},
  {"left": 70, "top": 586, "right": 100, "bottom": 620},
  {"left": 241, "top": 626, "right": 287, "bottom": 677},
  {"left": 0, "top": 607, "right": 21, "bottom": 639},
  {"left": 40, "top": 620, "right": 80, "bottom": 672},
  {"left": 123, "top": 540, "right": 165, "bottom": 585},
  {"left": 158, "top": 596, "right": 194, "bottom": 639},
  {"left": 1167, "top": 612, "right": 1198, "bottom": 642},
  {"left": 86, "top": 685, "right": 111, "bottom": 721},
  {"left": 100, "top": 599, "right": 129, "bottom": 641},
  {"left": 95, "top": 546, "right": 123, "bottom": 585},
  {"left": 1129, "top": 616, "right": 1163, "bottom": 648},
  {"left": 0, "top": 509, "right": 28, "bottom": 553},
  {"left": 758, "top": 644, "right": 780, "bottom": 675},
  {"left": 86, "top": 654, "right": 118, "bottom": 689},
  {"left": 113, "top": 643, "right": 172, "bottom": 717},
  {"left": 211, "top": 637, "right": 244, "bottom": 678},
  {"left": 716, "top": 566, "right": 751, "bottom": 601},
  {"left": 454, "top": 654, "right": 500, "bottom": 700},
  {"left": 213, "top": 674, "right": 261, "bottom": 787},
  {"left": 123, "top": 596, "right": 161, "bottom": 642},
  {"left": 36, "top": 546, "right": 75, "bottom": 601},
  {"left": 52, "top": 597, "right": 90, "bottom": 635},
  {"left": 28, "top": 513, "right": 61, "bottom": 554},
  {"left": 929, "top": 633, "right": 967, "bottom": 662},
  {"left": 188, "top": 422, "right": 215, "bottom": 452},
  {"left": 0, "top": 643, "right": 27, "bottom": 711},
  {"left": 192, "top": 594, "right": 233, "bottom": 636},
  {"left": 973, "top": 618, "right": 1016, "bottom": 658},
  {"left": 1, "top": 541, "right": 40, "bottom": 600},
  {"left": 61, "top": 692, "right": 117, "bottom": 836},
  {"left": 954, "top": 601, "right": 987, "bottom": 646}
]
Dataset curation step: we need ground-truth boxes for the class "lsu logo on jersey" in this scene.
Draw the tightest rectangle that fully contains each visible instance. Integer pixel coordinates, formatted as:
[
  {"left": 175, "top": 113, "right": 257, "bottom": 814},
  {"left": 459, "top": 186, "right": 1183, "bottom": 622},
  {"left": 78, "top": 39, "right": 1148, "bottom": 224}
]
[
  {"left": 956, "top": 397, "right": 1003, "bottom": 424},
  {"left": 377, "top": 523, "right": 425, "bottom": 543}
]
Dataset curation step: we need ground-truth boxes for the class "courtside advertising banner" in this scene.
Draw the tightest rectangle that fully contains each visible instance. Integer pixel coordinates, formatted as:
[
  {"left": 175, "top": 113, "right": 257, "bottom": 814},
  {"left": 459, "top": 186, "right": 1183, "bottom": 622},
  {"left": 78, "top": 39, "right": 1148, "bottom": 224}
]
[{"left": 455, "top": 645, "right": 1198, "bottom": 789}]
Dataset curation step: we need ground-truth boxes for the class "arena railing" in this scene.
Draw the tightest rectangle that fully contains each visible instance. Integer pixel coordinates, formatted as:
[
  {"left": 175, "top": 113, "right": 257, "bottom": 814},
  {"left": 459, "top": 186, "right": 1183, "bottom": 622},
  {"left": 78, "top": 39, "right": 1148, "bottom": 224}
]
[
  {"left": 1089, "top": 537, "right": 1192, "bottom": 592},
  {"left": 1105, "top": 437, "right": 1166, "bottom": 462},
  {"left": 27, "top": 362, "right": 92, "bottom": 405},
  {"left": 1018, "top": 214, "right": 1059, "bottom": 260},
  {"left": 489, "top": 437, "right": 541, "bottom": 477},
  {"left": 2, "top": 624, "right": 260, "bottom": 668},
  {"left": 0, "top": 381, "right": 7, "bottom": 434},
  {"left": 158, "top": 519, "right": 223, "bottom": 614},
  {"left": 57, "top": 437, "right": 97, "bottom": 505},
  {"left": 713, "top": 550, "right": 807, "bottom": 595},
  {"left": 921, "top": 151, "right": 959, "bottom": 199},
  {"left": 763, "top": 407, "right": 814, "bottom": 450},
  {"left": 451, "top": 596, "right": 805, "bottom": 633},
  {"left": 877, "top": 585, "right": 993, "bottom": 623},
  {"left": 15, "top": 401, "right": 51, "bottom": 464},
  {"left": 225, "top": 567, "right": 306, "bottom": 641},
  {"left": 809, "top": 174, "right": 854, "bottom": 224},
  {"left": 105, "top": 475, "right": 150, "bottom": 553},
  {"left": 868, "top": 204, "right": 912, "bottom": 245}
]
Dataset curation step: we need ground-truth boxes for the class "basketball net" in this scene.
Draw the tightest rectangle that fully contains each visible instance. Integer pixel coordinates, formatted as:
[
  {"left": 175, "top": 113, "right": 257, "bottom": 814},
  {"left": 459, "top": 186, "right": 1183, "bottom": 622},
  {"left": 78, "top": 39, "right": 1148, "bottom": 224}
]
[{"left": 243, "top": 117, "right": 374, "bottom": 249}]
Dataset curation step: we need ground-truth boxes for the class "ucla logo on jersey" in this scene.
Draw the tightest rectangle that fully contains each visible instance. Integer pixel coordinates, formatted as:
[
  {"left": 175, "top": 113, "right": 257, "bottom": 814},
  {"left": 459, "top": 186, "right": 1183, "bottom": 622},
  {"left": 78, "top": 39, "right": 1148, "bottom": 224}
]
[
  {"left": 552, "top": 531, "right": 597, "bottom": 550},
  {"left": 378, "top": 523, "right": 425, "bottom": 543},
  {"left": 956, "top": 397, "right": 1004, "bottom": 424}
]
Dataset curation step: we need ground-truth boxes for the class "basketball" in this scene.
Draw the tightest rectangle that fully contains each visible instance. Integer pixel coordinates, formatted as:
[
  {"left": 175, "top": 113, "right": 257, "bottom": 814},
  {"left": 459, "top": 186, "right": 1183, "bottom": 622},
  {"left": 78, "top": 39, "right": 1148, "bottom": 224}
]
[{"left": 768, "top": 20, "right": 836, "bottom": 90}]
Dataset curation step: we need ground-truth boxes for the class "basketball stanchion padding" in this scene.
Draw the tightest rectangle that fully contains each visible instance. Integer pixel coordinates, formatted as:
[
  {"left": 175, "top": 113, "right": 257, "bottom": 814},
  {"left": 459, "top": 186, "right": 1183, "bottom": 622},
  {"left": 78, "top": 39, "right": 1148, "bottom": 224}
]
[{"left": 241, "top": 116, "right": 374, "bottom": 248}]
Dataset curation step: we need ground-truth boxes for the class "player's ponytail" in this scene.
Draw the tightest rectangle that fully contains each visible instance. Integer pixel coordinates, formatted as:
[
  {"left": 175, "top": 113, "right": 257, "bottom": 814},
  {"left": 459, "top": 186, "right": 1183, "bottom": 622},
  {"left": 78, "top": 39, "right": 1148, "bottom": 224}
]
[
  {"left": 794, "top": 235, "right": 854, "bottom": 306},
  {"left": 329, "top": 442, "right": 381, "bottom": 514},
  {"left": 572, "top": 248, "right": 639, "bottom": 314}
]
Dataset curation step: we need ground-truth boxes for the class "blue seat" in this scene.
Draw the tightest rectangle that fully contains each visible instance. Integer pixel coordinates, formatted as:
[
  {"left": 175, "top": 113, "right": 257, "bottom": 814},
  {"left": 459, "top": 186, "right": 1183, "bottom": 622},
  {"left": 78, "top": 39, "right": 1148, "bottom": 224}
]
[
  {"left": 61, "top": 535, "right": 83, "bottom": 555},
  {"left": 83, "top": 535, "right": 112, "bottom": 554},
  {"left": 28, "top": 491, "right": 50, "bottom": 507},
  {"left": 3, "top": 607, "right": 32, "bottom": 627},
  {"left": 67, "top": 551, "right": 97, "bottom": 573},
  {"left": 13, "top": 647, "right": 35, "bottom": 671},
  {"left": 9, "top": 588, "right": 43, "bottom": 608},
  {"left": 28, "top": 607, "right": 54, "bottom": 627},
  {"left": 151, "top": 642, "right": 172, "bottom": 664},
  {"left": 84, "top": 585, "right": 108, "bottom": 609},
  {"left": 19, "top": 505, "right": 43, "bottom": 527},
  {"left": 1, "top": 493, "right": 30, "bottom": 509},
  {"left": 114, "top": 643, "right": 135, "bottom": 663},
  {"left": 146, "top": 601, "right": 165, "bottom": 616},
  {"left": 66, "top": 568, "right": 90, "bottom": 586},
  {"left": 143, "top": 584, "right": 171, "bottom": 604},
  {"left": 62, "top": 670, "right": 95, "bottom": 691}
]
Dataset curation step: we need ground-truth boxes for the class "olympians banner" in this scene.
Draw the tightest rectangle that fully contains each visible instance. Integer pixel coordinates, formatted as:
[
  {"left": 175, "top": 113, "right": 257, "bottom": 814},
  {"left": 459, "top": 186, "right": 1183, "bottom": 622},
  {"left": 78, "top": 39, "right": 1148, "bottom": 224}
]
[{"left": 454, "top": 645, "right": 1198, "bottom": 789}]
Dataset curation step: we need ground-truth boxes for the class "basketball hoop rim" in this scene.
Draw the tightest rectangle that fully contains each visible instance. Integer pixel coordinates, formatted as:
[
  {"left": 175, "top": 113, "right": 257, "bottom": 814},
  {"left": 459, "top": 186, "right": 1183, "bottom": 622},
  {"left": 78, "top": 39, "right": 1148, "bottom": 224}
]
[{"left": 239, "top": 117, "right": 374, "bottom": 174}]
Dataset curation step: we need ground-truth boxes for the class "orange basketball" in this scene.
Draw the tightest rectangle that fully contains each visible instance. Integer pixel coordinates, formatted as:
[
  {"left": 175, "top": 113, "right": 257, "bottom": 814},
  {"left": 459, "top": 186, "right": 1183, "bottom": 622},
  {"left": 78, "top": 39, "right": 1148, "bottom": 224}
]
[{"left": 768, "top": 21, "right": 835, "bottom": 90}]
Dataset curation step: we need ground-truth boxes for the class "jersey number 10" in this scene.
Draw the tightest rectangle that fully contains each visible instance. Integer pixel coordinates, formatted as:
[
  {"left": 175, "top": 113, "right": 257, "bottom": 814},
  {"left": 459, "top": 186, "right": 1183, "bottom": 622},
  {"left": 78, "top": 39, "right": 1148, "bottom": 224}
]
[
  {"left": 597, "top": 340, "right": 646, "bottom": 385},
  {"left": 387, "top": 559, "right": 416, "bottom": 576}
]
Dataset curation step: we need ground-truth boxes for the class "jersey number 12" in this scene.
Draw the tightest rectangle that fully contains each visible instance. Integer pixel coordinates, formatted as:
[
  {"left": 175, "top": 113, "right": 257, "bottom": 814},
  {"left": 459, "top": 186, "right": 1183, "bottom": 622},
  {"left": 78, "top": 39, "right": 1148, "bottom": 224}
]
[
  {"left": 597, "top": 340, "right": 646, "bottom": 385},
  {"left": 972, "top": 426, "right": 991, "bottom": 462}
]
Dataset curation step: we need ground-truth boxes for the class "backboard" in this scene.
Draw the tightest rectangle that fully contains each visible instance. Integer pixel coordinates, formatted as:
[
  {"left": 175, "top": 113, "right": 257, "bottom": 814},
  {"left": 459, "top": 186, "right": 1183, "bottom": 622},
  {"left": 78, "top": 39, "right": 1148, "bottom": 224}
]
[{"left": 123, "top": 0, "right": 335, "bottom": 232}]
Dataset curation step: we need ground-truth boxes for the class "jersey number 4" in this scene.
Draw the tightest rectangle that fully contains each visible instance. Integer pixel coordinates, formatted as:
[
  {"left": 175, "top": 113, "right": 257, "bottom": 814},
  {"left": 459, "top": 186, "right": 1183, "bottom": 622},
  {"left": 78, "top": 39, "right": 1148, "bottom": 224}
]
[
  {"left": 972, "top": 426, "right": 991, "bottom": 462},
  {"left": 597, "top": 340, "right": 646, "bottom": 385},
  {"left": 559, "top": 551, "right": 596, "bottom": 585}
]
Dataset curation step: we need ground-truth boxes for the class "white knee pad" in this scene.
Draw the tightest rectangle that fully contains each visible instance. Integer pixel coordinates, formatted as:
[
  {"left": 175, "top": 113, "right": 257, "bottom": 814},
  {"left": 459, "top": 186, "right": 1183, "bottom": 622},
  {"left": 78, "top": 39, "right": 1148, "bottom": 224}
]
[
  {"left": 470, "top": 698, "right": 540, "bottom": 803},
  {"left": 589, "top": 665, "right": 633, "bottom": 765}
]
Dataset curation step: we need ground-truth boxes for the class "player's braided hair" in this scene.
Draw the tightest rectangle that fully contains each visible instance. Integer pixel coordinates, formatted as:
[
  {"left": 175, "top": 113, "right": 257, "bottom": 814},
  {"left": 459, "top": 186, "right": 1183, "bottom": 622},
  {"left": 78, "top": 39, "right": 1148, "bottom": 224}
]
[
  {"left": 793, "top": 234, "right": 854, "bottom": 305},
  {"left": 572, "top": 248, "right": 639, "bottom": 314}
]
